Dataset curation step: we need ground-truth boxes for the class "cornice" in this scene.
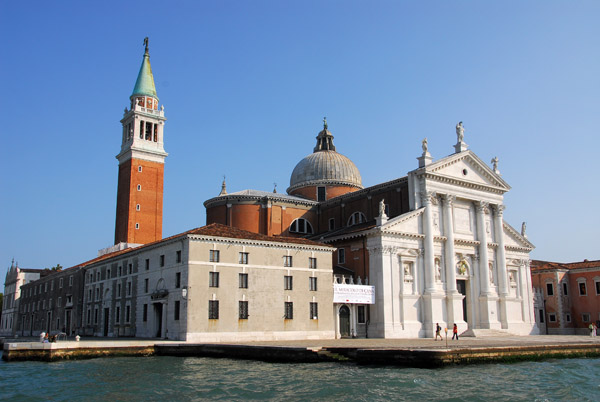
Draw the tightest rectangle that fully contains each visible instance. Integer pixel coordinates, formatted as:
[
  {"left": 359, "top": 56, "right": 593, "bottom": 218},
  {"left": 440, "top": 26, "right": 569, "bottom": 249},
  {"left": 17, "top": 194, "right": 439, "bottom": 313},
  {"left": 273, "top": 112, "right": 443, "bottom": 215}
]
[
  {"left": 204, "top": 194, "right": 318, "bottom": 209},
  {"left": 188, "top": 234, "right": 333, "bottom": 252}
]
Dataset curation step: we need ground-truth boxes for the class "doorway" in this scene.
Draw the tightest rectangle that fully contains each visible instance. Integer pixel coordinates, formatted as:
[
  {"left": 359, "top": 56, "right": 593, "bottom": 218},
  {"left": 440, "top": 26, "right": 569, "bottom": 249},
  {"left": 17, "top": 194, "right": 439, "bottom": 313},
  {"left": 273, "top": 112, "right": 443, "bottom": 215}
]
[
  {"left": 65, "top": 310, "right": 72, "bottom": 336},
  {"left": 103, "top": 308, "right": 109, "bottom": 337},
  {"left": 457, "top": 280, "right": 467, "bottom": 323},
  {"left": 46, "top": 312, "right": 52, "bottom": 333},
  {"left": 339, "top": 306, "right": 350, "bottom": 337},
  {"left": 154, "top": 303, "right": 163, "bottom": 338}
]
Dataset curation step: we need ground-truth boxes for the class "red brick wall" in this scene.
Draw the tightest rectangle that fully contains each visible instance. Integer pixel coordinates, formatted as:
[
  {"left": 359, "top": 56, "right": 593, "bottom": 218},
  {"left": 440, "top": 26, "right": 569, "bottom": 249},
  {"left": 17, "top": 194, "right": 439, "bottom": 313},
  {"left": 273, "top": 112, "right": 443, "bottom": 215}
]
[
  {"left": 290, "top": 185, "right": 359, "bottom": 201},
  {"left": 114, "top": 158, "right": 164, "bottom": 244}
]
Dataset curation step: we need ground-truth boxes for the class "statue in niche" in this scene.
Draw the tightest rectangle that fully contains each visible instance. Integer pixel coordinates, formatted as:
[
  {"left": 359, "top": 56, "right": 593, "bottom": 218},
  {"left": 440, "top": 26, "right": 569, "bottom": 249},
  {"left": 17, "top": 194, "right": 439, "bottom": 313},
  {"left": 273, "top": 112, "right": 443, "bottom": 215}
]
[
  {"left": 456, "top": 122, "right": 465, "bottom": 142},
  {"left": 435, "top": 259, "right": 441, "bottom": 281},
  {"left": 489, "top": 263, "right": 494, "bottom": 284},
  {"left": 457, "top": 259, "right": 468, "bottom": 275},
  {"left": 403, "top": 263, "right": 413, "bottom": 282},
  {"left": 422, "top": 137, "right": 428, "bottom": 153}
]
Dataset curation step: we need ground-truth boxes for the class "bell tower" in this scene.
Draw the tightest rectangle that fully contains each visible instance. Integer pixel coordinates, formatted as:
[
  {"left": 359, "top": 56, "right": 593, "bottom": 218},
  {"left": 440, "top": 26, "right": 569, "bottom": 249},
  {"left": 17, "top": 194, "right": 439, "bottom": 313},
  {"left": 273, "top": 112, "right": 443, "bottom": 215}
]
[{"left": 114, "top": 38, "right": 168, "bottom": 245}]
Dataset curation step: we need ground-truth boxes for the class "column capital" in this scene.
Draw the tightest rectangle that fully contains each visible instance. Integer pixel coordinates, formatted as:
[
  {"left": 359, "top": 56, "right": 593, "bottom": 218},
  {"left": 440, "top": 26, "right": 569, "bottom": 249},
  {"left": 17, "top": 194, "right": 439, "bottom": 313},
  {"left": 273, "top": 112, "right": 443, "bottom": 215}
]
[
  {"left": 440, "top": 193, "right": 456, "bottom": 206},
  {"left": 474, "top": 200, "right": 489, "bottom": 213},
  {"left": 491, "top": 204, "right": 505, "bottom": 216},
  {"left": 420, "top": 191, "right": 438, "bottom": 206}
]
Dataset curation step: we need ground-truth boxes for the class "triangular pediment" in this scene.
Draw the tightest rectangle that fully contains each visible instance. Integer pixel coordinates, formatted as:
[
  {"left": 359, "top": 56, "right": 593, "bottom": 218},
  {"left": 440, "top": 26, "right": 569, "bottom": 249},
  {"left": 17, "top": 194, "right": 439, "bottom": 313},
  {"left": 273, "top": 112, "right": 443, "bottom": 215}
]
[
  {"left": 424, "top": 150, "right": 510, "bottom": 192},
  {"left": 379, "top": 208, "right": 424, "bottom": 235},
  {"left": 503, "top": 222, "right": 534, "bottom": 250}
]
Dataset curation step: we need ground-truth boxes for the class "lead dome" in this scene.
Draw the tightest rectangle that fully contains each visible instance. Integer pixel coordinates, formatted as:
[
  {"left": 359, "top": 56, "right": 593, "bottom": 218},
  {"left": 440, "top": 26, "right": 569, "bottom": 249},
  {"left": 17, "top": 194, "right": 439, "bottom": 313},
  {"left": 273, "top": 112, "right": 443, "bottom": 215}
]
[{"left": 287, "top": 120, "right": 363, "bottom": 200}]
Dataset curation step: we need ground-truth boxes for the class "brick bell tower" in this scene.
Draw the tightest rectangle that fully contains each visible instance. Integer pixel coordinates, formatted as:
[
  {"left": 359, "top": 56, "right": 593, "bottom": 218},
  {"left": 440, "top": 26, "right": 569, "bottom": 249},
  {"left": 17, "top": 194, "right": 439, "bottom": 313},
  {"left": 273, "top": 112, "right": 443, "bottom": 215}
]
[{"left": 114, "top": 38, "right": 168, "bottom": 245}]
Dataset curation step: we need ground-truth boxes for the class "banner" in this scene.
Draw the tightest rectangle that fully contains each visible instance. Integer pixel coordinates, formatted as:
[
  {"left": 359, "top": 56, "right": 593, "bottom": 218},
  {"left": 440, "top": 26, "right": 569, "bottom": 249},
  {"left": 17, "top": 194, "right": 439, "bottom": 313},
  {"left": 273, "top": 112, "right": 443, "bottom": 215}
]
[{"left": 333, "top": 284, "right": 375, "bottom": 304}]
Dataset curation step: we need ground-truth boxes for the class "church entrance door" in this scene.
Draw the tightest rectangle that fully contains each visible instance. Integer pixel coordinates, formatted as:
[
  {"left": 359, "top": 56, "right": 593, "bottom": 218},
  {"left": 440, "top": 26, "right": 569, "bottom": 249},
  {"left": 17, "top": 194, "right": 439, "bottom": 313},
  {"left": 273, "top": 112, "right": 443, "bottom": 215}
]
[
  {"left": 339, "top": 306, "right": 351, "bottom": 337},
  {"left": 457, "top": 280, "right": 467, "bottom": 323}
]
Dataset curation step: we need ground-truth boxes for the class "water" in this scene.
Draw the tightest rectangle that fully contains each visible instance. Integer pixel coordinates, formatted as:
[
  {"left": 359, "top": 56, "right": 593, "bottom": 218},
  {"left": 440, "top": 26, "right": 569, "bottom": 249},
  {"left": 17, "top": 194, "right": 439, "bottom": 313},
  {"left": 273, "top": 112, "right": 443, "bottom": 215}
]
[{"left": 1, "top": 352, "right": 599, "bottom": 401}]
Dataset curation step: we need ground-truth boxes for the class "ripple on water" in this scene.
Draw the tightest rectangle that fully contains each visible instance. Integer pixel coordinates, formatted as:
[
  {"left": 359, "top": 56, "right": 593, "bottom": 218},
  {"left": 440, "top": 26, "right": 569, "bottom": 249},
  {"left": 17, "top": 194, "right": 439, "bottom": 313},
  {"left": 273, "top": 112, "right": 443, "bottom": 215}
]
[{"left": 1, "top": 353, "right": 599, "bottom": 402}]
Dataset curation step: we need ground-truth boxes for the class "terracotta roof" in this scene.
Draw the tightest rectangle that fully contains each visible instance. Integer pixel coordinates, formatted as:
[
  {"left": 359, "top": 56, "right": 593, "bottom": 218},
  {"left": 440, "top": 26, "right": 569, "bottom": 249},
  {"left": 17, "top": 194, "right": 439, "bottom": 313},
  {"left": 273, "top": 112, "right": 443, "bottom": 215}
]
[
  {"left": 67, "top": 223, "right": 332, "bottom": 269},
  {"left": 531, "top": 259, "right": 600, "bottom": 271}
]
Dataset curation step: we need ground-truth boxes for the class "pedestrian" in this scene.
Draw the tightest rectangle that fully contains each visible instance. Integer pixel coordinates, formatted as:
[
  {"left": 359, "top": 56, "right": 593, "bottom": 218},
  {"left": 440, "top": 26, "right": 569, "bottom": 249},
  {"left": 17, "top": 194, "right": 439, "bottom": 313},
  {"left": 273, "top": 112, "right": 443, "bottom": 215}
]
[
  {"left": 39, "top": 332, "right": 46, "bottom": 343},
  {"left": 435, "top": 323, "right": 442, "bottom": 340},
  {"left": 452, "top": 323, "right": 459, "bottom": 340},
  {"left": 590, "top": 323, "right": 595, "bottom": 337}
]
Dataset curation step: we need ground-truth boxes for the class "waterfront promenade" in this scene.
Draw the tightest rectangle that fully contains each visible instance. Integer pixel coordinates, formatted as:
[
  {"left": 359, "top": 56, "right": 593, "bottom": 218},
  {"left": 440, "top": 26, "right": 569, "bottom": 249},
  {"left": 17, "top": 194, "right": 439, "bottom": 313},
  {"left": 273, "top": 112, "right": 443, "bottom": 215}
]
[{"left": 3, "top": 335, "right": 599, "bottom": 366}]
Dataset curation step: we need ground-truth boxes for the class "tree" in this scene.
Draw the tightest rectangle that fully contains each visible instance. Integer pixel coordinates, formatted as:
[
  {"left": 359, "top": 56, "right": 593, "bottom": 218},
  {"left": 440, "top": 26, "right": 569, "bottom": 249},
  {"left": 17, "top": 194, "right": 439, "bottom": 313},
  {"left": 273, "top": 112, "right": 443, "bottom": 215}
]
[{"left": 44, "top": 264, "right": 63, "bottom": 272}]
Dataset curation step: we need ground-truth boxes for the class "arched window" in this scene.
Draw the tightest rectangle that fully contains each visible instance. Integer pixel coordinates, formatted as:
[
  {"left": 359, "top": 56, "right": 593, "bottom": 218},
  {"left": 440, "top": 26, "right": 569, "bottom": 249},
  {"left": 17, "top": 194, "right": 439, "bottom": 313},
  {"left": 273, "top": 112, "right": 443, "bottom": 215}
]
[
  {"left": 347, "top": 212, "right": 366, "bottom": 226},
  {"left": 289, "top": 218, "right": 313, "bottom": 234}
]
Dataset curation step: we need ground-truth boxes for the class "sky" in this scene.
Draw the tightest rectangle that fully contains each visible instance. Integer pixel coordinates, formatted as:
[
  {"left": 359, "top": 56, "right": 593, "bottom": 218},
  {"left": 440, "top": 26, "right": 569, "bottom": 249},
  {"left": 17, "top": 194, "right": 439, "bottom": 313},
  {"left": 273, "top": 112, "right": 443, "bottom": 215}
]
[{"left": 1, "top": 1, "right": 599, "bottom": 276}]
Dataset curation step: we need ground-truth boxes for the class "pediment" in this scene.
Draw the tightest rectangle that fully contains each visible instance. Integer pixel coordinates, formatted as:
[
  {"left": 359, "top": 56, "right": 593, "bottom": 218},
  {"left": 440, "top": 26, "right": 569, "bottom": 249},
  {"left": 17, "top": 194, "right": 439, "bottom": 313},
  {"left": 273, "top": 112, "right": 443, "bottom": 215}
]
[
  {"left": 380, "top": 208, "right": 424, "bottom": 235},
  {"left": 424, "top": 151, "right": 510, "bottom": 192},
  {"left": 503, "top": 222, "right": 534, "bottom": 250}
]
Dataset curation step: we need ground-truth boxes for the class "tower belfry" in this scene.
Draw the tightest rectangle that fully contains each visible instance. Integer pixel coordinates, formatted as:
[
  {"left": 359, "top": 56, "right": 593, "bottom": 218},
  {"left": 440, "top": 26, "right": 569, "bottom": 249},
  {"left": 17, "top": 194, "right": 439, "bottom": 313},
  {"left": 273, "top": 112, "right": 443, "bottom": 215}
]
[{"left": 114, "top": 38, "right": 168, "bottom": 245}]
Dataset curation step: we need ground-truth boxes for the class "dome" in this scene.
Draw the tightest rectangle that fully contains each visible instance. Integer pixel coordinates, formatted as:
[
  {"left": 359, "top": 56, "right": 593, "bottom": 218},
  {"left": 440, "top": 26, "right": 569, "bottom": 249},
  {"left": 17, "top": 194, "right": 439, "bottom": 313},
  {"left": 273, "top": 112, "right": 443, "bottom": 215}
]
[
  {"left": 288, "top": 151, "right": 363, "bottom": 191},
  {"left": 287, "top": 119, "right": 363, "bottom": 193}
]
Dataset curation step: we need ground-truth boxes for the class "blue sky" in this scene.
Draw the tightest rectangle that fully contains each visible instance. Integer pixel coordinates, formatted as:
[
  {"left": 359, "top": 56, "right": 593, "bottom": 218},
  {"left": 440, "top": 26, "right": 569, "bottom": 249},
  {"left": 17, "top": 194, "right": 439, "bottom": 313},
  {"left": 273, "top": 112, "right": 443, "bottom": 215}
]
[{"left": 1, "top": 1, "right": 599, "bottom": 274}]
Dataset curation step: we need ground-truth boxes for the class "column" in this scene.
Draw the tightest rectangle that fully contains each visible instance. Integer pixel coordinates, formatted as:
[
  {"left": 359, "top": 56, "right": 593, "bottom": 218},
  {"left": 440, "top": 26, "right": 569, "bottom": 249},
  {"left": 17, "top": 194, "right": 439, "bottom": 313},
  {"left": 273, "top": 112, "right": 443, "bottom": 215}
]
[
  {"left": 492, "top": 204, "right": 508, "bottom": 328},
  {"left": 475, "top": 201, "right": 491, "bottom": 294},
  {"left": 421, "top": 192, "right": 436, "bottom": 293},
  {"left": 441, "top": 194, "right": 457, "bottom": 293}
]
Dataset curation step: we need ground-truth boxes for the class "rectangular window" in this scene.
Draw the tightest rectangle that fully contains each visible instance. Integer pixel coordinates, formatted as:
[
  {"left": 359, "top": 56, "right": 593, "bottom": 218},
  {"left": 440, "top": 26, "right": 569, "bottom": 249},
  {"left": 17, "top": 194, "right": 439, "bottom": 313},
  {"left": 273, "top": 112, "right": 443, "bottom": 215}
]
[
  {"left": 57, "top": 297, "right": 62, "bottom": 308},
  {"left": 579, "top": 282, "right": 587, "bottom": 296},
  {"left": 284, "top": 256, "right": 293, "bottom": 267},
  {"left": 546, "top": 283, "right": 554, "bottom": 296},
  {"left": 328, "top": 218, "right": 335, "bottom": 231},
  {"left": 358, "top": 305, "right": 366, "bottom": 324},
  {"left": 66, "top": 295, "right": 72, "bottom": 305},
  {"left": 87, "top": 309, "right": 91, "bottom": 325},
  {"left": 595, "top": 281, "right": 600, "bottom": 295},
  {"left": 176, "top": 250, "right": 182, "bottom": 264},
  {"left": 59, "top": 278, "right": 64, "bottom": 288},
  {"left": 317, "top": 186, "right": 326, "bottom": 201},
  {"left": 309, "top": 258, "right": 317, "bottom": 269},
  {"left": 51, "top": 281, "right": 54, "bottom": 291},
  {"left": 143, "top": 304, "right": 148, "bottom": 322},
  {"left": 127, "top": 281, "right": 132, "bottom": 296},
  {"left": 210, "top": 250, "right": 220, "bottom": 262},
  {"left": 118, "top": 267, "right": 122, "bottom": 276},
  {"left": 126, "top": 305, "right": 130, "bottom": 323},
  {"left": 116, "top": 306, "right": 120, "bottom": 323},
  {"left": 144, "top": 278, "right": 149, "bottom": 293},
  {"left": 239, "top": 301, "right": 248, "bottom": 319},
  {"left": 94, "top": 308, "right": 99, "bottom": 324},
  {"left": 128, "top": 263, "right": 132, "bottom": 275},
  {"left": 117, "top": 283, "right": 122, "bottom": 298},
  {"left": 69, "top": 276, "right": 73, "bottom": 286},
  {"left": 239, "top": 273, "right": 248, "bottom": 289},
  {"left": 174, "top": 301, "right": 180, "bottom": 320},
  {"left": 88, "top": 288, "right": 92, "bottom": 301},
  {"left": 284, "top": 275, "right": 293, "bottom": 290},
  {"left": 563, "top": 282, "right": 568, "bottom": 295},
  {"left": 209, "top": 272, "right": 219, "bottom": 288},
  {"left": 239, "top": 252, "right": 249, "bottom": 265},
  {"left": 566, "top": 313, "right": 571, "bottom": 323},
  {"left": 284, "top": 302, "right": 293, "bottom": 319},
  {"left": 209, "top": 300, "right": 219, "bottom": 319},
  {"left": 310, "top": 302, "right": 318, "bottom": 319},
  {"left": 548, "top": 313, "right": 556, "bottom": 322},
  {"left": 309, "top": 277, "right": 317, "bottom": 291},
  {"left": 582, "top": 313, "right": 591, "bottom": 322},
  {"left": 160, "top": 255, "right": 165, "bottom": 267},
  {"left": 176, "top": 272, "right": 181, "bottom": 288},
  {"left": 145, "top": 259, "right": 150, "bottom": 271},
  {"left": 338, "top": 248, "right": 346, "bottom": 264}
]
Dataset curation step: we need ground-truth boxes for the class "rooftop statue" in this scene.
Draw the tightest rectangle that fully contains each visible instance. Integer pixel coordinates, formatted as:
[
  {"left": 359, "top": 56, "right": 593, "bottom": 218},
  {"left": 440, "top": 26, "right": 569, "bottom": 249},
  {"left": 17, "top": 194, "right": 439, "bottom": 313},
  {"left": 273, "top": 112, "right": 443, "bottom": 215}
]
[
  {"left": 422, "top": 137, "right": 428, "bottom": 153},
  {"left": 491, "top": 156, "right": 499, "bottom": 171},
  {"left": 456, "top": 121, "right": 464, "bottom": 142},
  {"left": 379, "top": 199, "right": 386, "bottom": 217}
]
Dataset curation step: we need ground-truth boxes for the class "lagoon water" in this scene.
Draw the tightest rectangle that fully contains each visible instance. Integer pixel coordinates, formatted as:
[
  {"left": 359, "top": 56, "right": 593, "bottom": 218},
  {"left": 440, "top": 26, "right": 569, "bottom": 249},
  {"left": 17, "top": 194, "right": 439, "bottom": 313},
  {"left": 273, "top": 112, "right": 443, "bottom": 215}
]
[{"left": 1, "top": 353, "right": 598, "bottom": 401}]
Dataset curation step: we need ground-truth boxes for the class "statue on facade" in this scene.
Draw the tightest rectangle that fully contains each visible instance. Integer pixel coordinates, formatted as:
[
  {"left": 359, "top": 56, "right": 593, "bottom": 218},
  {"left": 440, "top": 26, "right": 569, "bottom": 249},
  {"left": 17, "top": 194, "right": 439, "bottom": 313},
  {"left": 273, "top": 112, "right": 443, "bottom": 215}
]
[
  {"left": 143, "top": 37, "right": 149, "bottom": 53},
  {"left": 491, "top": 156, "right": 499, "bottom": 171},
  {"left": 456, "top": 121, "right": 465, "bottom": 142},
  {"left": 323, "top": 116, "right": 328, "bottom": 130},
  {"left": 422, "top": 137, "right": 428, "bottom": 153},
  {"left": 379, "top": 199, "right": 386, "bottom": 217}
]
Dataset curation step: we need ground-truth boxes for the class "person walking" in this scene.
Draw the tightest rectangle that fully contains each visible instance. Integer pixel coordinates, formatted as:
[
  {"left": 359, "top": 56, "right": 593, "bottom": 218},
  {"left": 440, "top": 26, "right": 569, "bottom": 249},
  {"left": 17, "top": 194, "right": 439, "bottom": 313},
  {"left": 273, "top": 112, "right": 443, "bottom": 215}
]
[
  {"left": 435, "top": 323, "right": 442, "bottom": 341},
  {"left": 452, "top": 323, "right": 459, "bottom": 340}
]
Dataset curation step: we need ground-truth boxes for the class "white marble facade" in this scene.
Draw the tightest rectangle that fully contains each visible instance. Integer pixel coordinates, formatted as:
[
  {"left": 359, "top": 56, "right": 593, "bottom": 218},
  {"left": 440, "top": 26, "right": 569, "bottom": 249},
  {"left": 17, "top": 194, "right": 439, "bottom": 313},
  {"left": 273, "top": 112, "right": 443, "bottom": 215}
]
[{"left": 367, "top": 138, "right": 537, "bottom": 338}]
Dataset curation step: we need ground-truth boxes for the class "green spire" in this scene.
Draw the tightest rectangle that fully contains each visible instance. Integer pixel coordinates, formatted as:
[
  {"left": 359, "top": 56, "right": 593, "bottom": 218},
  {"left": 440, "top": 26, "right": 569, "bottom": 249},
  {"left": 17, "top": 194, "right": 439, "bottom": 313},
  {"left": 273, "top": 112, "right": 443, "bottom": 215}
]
[{"left": 131, "top": 37, "right": 158, "bottom": 100}]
